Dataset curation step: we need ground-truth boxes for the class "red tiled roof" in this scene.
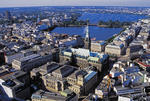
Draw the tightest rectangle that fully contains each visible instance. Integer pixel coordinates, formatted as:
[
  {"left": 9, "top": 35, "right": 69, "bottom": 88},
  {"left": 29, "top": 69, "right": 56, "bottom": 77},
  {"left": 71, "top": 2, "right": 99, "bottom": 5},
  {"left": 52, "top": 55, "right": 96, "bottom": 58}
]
[{"left": 137, "top": 61, "right": 150, "bottom": 68}]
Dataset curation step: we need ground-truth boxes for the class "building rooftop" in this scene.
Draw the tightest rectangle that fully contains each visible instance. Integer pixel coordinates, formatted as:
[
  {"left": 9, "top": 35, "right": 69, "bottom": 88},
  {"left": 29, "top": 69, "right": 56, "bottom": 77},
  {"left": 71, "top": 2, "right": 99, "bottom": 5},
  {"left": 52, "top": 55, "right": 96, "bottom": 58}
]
[
  {"left": 40, "top": 62, "right": 60, "bottom": 73},
  {"left": 31, "top": 90, "right": 66, "bottom": 100},
  {"left": 61, "top": 48, "right": 108, "bottom": 63},
  {"left": 114, "top": 85, "right": 143, "bottom": 95},
  {"left": 2, "top": 79, "right": 24, "bottom": 89},
  {"left": 52, "top": 65, "right": 77, "bottom": 78},
  {"left": 67, "top": 69, "right": 88, "bottom": 79},
  {"left": 31, "top": 89, "right": 76, "bottom": 100},
  {"left": 106, "top": 43, "right": 124, "bottom": 49},
  {"left": 85, "top": 71, "right": 97, "bottom": 82},
  {"left": 16, "top": 54, "right": 40, "bottom": 62},
  {"left": 0, "top": 70, "right": 11, "bottom": 78}
]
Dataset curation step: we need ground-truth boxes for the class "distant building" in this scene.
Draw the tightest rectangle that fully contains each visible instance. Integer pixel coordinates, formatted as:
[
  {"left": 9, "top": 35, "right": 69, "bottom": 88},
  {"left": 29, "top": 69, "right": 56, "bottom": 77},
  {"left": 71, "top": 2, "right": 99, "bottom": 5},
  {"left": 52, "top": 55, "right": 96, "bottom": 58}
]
[
  {"left": 5, "top": 11, "right": 11, "bottom": 20},
  {"left": 41, "top": 19, "right": 52, "bottom": 27},
  {"left": 37, "top": 16, "right": 40, "bottom": 24},
  {"left": 37, "top": 24, "right": 49, "bottom": 31},
  {"left": 56, "top": 35, "right": 84, "bottom": 48}
]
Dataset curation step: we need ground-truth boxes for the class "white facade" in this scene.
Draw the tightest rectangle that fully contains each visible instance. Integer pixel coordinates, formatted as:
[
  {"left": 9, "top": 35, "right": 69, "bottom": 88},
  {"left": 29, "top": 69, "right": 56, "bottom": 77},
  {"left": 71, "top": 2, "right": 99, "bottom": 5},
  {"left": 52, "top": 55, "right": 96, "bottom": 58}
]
[
  {"left": 0, "top": 79, "right": 13, "bottom": 98},
  {"left": 118, "top": 96, "right": 131, "bottom": 101}
]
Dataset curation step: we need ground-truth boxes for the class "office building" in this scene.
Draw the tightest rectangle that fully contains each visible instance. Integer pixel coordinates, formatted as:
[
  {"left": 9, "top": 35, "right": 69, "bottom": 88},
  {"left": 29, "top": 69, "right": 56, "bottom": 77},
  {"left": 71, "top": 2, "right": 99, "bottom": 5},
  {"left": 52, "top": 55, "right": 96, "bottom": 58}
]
[
  {"left": 12, "top": 53, "right": 52, "bottom": 72},
  {"left": 91, "top": 41, "right": 106, "bottom": 53},
  {"left": 105, "top": 44, "right": 124, "bottom": 57}
]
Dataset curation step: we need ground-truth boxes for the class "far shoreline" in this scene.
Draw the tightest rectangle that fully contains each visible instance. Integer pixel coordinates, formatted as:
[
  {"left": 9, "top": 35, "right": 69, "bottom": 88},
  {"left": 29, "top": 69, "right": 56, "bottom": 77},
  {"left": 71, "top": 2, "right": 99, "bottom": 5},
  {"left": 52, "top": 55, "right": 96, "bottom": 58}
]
[{"left": 57, "top": 25, "right": 127, "bottom": 28}]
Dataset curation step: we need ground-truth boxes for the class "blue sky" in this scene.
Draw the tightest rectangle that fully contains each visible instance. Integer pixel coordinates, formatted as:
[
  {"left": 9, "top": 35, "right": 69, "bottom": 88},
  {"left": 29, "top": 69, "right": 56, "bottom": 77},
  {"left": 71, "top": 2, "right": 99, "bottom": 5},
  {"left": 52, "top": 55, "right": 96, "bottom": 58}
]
[{"left": 0, "top": 0, "right": 150, "bottom": 7}]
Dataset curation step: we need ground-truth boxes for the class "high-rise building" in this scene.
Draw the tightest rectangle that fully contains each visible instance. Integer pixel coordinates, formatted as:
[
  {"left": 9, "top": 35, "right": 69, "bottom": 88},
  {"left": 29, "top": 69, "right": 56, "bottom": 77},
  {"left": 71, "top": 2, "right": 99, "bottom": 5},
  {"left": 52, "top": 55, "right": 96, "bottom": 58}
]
[
  {"left": 37, "top": 15, "right": 40, "bottom": 23},
  {"left": 5, "top": 11, "right": 11, "bottom": 20},
  {"left": 84, "top": 24, "right": 91, "bottom": 51}
]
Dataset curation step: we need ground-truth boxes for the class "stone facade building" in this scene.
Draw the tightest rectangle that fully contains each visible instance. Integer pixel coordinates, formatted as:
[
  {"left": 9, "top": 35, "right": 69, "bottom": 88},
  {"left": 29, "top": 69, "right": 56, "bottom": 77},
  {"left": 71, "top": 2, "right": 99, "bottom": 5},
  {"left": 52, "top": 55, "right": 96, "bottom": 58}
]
[
  {"left": 12, "top": 53, "right": 52, "bottom": 72},
  {"left": 59, "top": 48, "right": 109, "bottom": 72},
  {"left": 42, "top": 65, "right": 76, "bottom": 92},
  {"left": 105, "top": 44, "right": 124, "bottom": 57},
  {"left": 91, "top": 41, "right": 106, "bottom": 53},
  {"left": 35, "top": 62, "right": 98, "bottom": 96},
  {"left": 67, "top": 70, "right": 97, "bottom": 95}
]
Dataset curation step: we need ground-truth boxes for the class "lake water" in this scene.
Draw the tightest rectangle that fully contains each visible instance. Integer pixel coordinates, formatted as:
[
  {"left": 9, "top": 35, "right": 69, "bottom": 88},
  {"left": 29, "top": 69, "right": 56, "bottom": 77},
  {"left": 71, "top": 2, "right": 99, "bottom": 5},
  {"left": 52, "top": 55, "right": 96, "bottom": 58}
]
[
  {"left": 52, "top": 26, "right": 123, "bottom": 41},
  {"left": 78, "top": 12, "right": 149, "bottom": 24},
  {"left": 52, "top": 13, "right": 149, "bottom": 41}
]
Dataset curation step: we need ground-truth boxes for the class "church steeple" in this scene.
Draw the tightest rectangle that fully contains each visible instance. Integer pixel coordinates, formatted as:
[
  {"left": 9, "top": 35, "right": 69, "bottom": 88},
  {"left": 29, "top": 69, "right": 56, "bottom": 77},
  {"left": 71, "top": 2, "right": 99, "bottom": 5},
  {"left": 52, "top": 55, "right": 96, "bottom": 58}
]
[
  {"left": 84, "top": 23, "right": 91, "bottom": 51},
  {"left": 85, "top": 24, "right": 90, "bottom": 38}
]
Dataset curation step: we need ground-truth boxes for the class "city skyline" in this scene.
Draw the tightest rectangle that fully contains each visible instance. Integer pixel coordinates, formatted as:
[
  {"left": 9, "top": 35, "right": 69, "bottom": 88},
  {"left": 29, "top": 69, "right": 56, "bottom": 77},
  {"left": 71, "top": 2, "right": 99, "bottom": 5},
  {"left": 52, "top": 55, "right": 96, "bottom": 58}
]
[{"left": 0, "top": 0, "right": 150, "bottom": 8}]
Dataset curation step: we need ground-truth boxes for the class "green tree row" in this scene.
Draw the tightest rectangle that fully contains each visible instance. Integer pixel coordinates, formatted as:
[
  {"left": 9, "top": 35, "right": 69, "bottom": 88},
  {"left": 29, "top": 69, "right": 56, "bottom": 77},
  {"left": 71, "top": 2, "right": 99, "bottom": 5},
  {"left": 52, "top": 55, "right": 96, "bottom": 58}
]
[{"left": 99, "top": 20, "right": 131, "bottom": 28}]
